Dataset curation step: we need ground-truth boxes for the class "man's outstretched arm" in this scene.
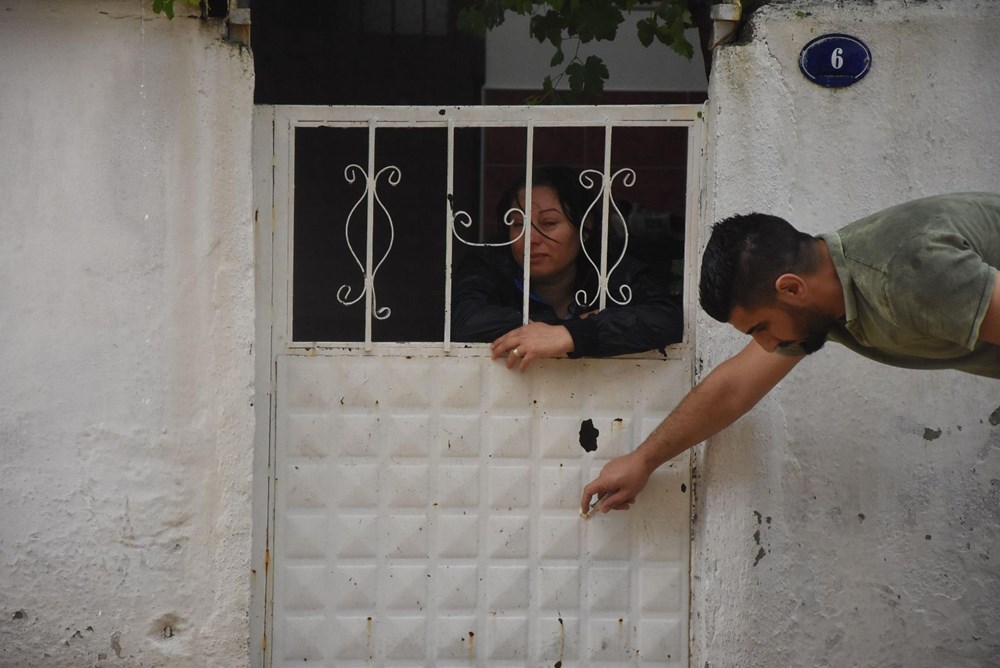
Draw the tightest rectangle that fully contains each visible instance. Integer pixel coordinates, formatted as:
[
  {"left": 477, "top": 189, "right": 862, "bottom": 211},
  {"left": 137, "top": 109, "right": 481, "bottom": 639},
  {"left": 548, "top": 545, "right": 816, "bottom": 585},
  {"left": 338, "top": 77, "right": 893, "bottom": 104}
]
[{"left": 581, "top": 341, "right": 803, "bottom": 514}]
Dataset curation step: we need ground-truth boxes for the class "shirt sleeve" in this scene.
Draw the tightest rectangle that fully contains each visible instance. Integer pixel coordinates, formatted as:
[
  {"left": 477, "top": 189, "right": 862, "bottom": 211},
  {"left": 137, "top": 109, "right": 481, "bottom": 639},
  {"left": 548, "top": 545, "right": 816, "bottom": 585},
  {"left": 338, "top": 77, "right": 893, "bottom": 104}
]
[
  {"left": 450, "top": 251, "right": 525, "bottom": 343},
  {"left": 883, "top": 230, "right": 997, "bottom": 350},
  {"left": 562, "top": 260, "right": 683, "bottom": 358}
]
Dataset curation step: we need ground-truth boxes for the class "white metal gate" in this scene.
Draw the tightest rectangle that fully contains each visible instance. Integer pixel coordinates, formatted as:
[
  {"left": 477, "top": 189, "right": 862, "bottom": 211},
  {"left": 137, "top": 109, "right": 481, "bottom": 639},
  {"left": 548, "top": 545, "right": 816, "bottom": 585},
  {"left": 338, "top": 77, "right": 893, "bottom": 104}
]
[{"left": 253, "top": 104, "right": 705, "bottom": 667}]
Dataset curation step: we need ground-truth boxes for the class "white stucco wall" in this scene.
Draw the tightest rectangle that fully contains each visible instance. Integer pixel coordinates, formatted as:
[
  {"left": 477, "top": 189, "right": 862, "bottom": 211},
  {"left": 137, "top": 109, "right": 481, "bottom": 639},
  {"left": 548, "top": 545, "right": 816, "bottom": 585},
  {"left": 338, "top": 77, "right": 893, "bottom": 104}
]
[
  {"left": 695, "top": 2, "right": 1000, "bottom": 666},
  {"left": 4, "top": 1, "right": 998, "bottom": 666},
  {"left": 0, "top": 2, "right": 254, "bottom": 666},
  {"left": 485, "top": 12, "right": 707, "bottom": 91}
]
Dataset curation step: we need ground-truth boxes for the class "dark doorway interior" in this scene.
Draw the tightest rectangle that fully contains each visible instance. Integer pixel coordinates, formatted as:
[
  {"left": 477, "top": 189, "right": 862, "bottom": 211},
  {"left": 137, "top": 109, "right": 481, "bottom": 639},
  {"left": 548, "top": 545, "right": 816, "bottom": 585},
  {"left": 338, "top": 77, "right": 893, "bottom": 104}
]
[
  {"left": 252, "top": 0, "right": 485, "bottom": 106},
  {"left": 254, "top": 1, "right": 486, "bottom": 342}
]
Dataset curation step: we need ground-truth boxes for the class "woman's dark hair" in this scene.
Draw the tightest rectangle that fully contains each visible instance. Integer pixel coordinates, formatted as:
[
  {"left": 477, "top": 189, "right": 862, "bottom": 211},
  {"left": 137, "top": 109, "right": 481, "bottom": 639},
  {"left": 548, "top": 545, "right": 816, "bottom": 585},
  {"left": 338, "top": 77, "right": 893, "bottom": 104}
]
[
  {"left": 496, "top": 165, "right": 591, "bottom": 227},
  {"left": 495, "top": 165, "right": 611, "bottom": 258},
  {"left": 699, "top": 213, "right": 819, "bottom": 322}
]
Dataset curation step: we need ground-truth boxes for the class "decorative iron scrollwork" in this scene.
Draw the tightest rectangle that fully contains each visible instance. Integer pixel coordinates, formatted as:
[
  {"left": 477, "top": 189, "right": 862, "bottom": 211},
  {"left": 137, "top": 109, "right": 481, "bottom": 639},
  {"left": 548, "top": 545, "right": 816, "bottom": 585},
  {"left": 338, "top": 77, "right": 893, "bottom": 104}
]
[
  {"left": 449, "top": 193, "right": 526, "bottom": 248},
  {"left": 447, "top": 168, "right": 636, "bottom": 310},
  {"left": 575, "top": 168, "right": 635, "bottom": 308},
  {"left": 336, "top": 163, "right": 400, "bottom": 321}
]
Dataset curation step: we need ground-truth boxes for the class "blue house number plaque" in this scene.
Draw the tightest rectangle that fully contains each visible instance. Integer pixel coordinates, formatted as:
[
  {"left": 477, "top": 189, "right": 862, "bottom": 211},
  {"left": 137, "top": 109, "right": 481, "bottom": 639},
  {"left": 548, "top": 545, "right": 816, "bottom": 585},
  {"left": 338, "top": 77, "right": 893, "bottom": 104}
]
[{"left": 799, "top": 33, "right": 871, "bottom": 88}]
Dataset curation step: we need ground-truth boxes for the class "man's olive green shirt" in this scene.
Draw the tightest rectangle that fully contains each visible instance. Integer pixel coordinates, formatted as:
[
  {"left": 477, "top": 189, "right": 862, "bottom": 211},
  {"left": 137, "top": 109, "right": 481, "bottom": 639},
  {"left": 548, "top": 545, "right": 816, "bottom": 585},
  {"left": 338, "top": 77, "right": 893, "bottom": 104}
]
[{"left": 817, "top": 192, "right": 1000, "bottom": 378}]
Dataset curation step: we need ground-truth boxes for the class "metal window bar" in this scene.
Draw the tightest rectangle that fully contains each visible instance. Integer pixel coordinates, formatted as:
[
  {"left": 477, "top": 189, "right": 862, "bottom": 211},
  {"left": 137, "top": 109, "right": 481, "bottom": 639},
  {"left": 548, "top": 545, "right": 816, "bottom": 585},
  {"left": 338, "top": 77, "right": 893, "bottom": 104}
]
[
  {"left": 447, "top": 135, "right": 623, "bottom": 352},
  {"left": 278, "top": 104, "right": 705, "bottom": 355},
  {"left": 521, "top": 125, "right": 535, "bottom": 331}
]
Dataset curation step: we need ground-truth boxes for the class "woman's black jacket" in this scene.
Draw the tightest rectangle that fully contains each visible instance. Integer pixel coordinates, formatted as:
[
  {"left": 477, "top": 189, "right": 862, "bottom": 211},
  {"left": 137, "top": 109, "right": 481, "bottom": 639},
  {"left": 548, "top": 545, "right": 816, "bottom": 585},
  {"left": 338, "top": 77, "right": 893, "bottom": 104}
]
[{"left": 451, "top": 246, "right": 683, "bottom": 358}]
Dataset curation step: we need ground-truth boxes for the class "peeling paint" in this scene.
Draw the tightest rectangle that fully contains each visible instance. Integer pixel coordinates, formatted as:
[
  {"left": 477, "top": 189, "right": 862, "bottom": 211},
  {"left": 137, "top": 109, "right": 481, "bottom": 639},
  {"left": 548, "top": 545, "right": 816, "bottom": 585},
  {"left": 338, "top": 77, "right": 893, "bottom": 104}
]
[{"left": 752, "top": 511, "right": 771, "bottom": 567}]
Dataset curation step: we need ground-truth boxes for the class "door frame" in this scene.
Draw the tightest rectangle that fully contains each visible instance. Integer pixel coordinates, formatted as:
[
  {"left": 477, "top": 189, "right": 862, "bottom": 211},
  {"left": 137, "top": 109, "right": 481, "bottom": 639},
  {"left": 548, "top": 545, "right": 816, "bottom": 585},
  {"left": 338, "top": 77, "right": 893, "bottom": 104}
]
[{"left": 250, "top": 103, "right": 707, "bottom": 666}]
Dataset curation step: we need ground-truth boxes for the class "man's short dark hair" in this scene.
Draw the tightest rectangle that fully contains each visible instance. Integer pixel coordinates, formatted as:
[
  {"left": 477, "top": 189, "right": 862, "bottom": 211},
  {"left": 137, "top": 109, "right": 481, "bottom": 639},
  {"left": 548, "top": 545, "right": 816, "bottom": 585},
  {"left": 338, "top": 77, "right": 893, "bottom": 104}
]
[{"left": 699, "top": 213, "right": 819, "bottom": 322}]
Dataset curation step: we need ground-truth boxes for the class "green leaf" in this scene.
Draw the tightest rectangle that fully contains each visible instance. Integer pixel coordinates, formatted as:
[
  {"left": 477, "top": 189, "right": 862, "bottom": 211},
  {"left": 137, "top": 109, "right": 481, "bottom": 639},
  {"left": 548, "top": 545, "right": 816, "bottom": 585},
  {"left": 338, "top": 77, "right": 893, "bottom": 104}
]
[
  {"left": 566, "top": 61, "right": 585, "bottom": 97},
  {"left": 464, "top": 0, "right": 699, "bottom": 99},
  {"left": 659, "top": 8, "right": 694, "bottom": 58},
  {"left": 151, "top": 0, "right": 181, "bottom": 19},
  {"left": 670, "top": 33, "right": 694, "bottom": 59},
  {"left": 568, "top": 1, "right": 623, "bottom": 42},
  {"left": 526, "top": 74, "right": 559, "bottom": 105},
  {"left": 581, "top": 54, "right": 609, "bottom": 96},
  {"left": 542, "top": 74, "right": 558, "bottom": 101},
  {"left": 566, "top": 55, "right": 608, "bottom": 99},
  {"left": 457, "top": 7, "right": 489, "bottom": 37},
  {"left": 530, "top": 11, "right": 564, "bottom": 47},
  {"left": 508, "top": 0, "right": 538, "bottom": 13},
  {"left": 457, "top": 0, "right": 515, "bottom": 36},
  {"left": 634, "top": 3, "right": 694, "bottom": 60},
  {"left": 636, "top": 17, "right": 655, "bottom": 48}
]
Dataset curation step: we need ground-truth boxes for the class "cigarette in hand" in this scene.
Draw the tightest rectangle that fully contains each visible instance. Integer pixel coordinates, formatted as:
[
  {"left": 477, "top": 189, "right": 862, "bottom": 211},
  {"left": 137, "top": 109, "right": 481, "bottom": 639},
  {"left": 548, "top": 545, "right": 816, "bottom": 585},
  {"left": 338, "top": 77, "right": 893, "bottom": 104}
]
[{"left": 580, "top": 492, "right": 611, "bottom": 519}]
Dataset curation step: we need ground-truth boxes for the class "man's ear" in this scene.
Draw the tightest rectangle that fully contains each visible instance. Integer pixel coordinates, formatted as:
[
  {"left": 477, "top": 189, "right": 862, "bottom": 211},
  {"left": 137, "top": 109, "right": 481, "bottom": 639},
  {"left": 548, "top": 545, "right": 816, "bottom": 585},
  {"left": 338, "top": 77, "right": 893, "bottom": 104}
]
[{"left": 774, "top": 273, "right": 808, "bottom": 304}]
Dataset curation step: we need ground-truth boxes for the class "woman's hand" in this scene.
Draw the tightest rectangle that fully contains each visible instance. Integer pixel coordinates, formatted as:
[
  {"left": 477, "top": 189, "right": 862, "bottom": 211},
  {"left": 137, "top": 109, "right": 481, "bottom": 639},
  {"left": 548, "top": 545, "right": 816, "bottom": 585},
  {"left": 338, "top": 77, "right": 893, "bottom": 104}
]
[{"left": 491, "top": 322, "right": 574, "bottom": 371}]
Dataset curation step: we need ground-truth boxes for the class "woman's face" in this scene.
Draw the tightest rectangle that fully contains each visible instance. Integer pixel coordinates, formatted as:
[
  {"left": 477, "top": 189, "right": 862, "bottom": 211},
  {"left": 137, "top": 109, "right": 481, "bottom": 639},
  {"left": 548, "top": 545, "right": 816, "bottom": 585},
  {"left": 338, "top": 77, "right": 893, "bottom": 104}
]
[{"left": 508, "top": 185, "right": 582, "bottom": 282}]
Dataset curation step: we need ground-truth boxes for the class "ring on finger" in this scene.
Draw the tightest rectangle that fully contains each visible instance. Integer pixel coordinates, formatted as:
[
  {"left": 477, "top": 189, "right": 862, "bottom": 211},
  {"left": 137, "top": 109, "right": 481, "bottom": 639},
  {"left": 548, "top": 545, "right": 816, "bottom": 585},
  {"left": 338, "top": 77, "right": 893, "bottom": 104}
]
[{"left": 512, "top": 347, "right": 521, "bottom": 358}]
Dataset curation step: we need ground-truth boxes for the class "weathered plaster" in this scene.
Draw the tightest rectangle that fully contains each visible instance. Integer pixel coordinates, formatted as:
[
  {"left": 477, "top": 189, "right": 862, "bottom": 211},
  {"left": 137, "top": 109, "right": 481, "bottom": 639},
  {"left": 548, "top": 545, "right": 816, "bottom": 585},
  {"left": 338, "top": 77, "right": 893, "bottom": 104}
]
[
  {"left": 0, "top": 2, "right": 254, "bottom": 666},
  {"left": 4, "top": 1, "right": 999, "bottom": 665},
  {"left": 695, "top": 2, "right": 1000, "bottom": 666}
]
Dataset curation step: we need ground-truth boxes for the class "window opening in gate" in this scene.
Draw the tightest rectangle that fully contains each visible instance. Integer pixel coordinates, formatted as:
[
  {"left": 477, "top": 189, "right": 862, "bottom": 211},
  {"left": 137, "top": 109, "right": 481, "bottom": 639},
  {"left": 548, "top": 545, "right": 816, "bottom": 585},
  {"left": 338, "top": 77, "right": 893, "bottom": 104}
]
[
  {"left": 290, "top": 117, "right": 692, "bottom": 351},
  {"left": 293, "top": 125, "right": 480, "bottom": 342}
]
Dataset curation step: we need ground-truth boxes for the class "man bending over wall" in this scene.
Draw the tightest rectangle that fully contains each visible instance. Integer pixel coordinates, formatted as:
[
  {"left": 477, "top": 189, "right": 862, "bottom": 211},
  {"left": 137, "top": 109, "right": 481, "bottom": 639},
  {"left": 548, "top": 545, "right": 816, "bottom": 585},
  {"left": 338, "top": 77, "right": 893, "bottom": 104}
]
[{"left": 582, "top": 192, "right": 1000, "bottom": 513}]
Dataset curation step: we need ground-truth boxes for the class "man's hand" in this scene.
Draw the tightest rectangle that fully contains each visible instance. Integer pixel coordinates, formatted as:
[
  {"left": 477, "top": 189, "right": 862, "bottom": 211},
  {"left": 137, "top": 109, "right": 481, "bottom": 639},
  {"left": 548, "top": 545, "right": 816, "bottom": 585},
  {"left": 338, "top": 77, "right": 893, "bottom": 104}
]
[
  {"left": 580, "top": 341, "right": 802, "bottom": 515},
  {"left": 491, "top": 322, "right": 574, "bottom": 371},
  {"left": 580, "top": 450, "right": 654, "bottom": 514}
]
